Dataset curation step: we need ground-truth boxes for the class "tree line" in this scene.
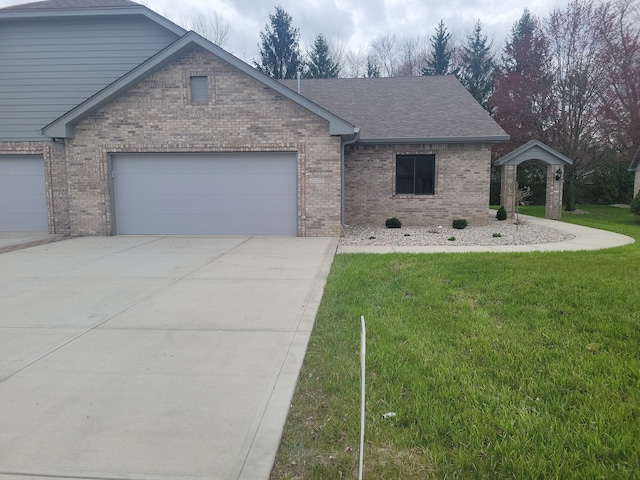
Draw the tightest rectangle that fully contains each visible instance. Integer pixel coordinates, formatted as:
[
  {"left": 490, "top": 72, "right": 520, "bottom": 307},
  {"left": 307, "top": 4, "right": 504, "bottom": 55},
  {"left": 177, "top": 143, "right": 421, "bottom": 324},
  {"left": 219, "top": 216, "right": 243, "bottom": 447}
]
[{"left": 190, "top": 1, "right": 640, "bottom": 209}]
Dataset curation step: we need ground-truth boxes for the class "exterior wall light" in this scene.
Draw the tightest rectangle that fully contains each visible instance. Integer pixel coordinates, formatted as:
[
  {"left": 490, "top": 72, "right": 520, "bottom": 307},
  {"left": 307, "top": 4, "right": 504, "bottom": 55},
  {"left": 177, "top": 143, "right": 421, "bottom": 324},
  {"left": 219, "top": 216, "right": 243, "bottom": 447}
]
[{"left": 555, "top": 168, "right": 563, "bottom": 181}]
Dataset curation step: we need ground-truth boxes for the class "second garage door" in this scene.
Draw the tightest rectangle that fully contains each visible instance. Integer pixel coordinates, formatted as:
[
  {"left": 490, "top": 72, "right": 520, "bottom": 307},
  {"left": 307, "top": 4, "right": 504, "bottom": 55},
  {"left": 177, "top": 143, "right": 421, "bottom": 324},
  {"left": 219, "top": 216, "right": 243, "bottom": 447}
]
[
  {"left": 0, "top": 155, "right": 48, "bottom": 232},
  {"left": 111, "top": 153, "right": 297, "bottom": 235}
]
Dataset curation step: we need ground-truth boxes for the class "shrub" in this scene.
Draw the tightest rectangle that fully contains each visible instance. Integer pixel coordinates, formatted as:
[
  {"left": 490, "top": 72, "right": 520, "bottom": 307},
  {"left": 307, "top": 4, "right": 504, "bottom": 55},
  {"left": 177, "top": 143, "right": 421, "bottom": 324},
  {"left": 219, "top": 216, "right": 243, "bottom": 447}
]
[
  {"left": 448, "top": 236, "right": 456, "bottom": 241},
  {"left": 452, "top": 219, "right": 468, "bottom": 229},
  {"left": 493, "top": 233, "right": 502, "bottom": 238},
  {"left": 385, "top": 217, "right": 402, "bottom": 228},
  {"left": 496, "top": 206, "right": 507, "bottom": 221},
  {"left": 631, "top": 192, "right": 640, "bottom": 216},
  {"left": 590, "top": 163, "right": 635, "bottom": 205}
]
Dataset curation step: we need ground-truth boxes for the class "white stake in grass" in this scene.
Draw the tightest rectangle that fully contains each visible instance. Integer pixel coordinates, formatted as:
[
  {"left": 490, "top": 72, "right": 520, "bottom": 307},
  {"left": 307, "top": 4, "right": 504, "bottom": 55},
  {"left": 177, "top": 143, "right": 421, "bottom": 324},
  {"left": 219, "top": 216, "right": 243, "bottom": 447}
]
[{"left": 358, "top": 315, "right": 366, "bottom": 480}]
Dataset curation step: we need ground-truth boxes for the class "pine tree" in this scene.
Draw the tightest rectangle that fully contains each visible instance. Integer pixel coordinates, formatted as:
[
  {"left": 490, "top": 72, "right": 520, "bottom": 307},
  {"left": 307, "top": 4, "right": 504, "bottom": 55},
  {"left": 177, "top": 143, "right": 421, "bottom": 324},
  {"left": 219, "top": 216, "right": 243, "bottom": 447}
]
[
  {"left": 254, "top": 6, "right": 302, "bottom": 79},
  {"left": 457, "top": 20, "right": 496, "bottom": 108},
  {"left": 423, "top": 20, "right": 452, "bottom": 76},
  {"left": 305, "top": 34, "right": 340, "bottom": 78},
  {"left": 364, "top": 55, "right": 380, "bottom": 78}
]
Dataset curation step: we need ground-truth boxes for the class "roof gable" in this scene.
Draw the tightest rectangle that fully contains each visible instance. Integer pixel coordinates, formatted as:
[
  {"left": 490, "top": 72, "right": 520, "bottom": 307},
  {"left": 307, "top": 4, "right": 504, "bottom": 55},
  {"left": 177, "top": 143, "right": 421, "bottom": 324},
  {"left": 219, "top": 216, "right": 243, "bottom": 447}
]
[
  {"left": 495, "top": 140, "right": 573, "bottom": 166},
  {"left": 280, "top": 76, "right": 509, "bottom": 143},
  {"left": 0, "top": 0, "right": 184, "bottom": 142},
  {"left": 41, "top": 32, "right": 356, "bottom": 138}
]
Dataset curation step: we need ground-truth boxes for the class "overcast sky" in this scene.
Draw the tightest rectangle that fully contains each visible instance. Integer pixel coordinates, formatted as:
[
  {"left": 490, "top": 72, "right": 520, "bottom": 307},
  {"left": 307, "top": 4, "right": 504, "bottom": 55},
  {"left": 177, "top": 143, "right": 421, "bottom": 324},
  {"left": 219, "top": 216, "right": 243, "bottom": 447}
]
[{"left": 1, "top": 0, "right": 570, "bottom": 63}]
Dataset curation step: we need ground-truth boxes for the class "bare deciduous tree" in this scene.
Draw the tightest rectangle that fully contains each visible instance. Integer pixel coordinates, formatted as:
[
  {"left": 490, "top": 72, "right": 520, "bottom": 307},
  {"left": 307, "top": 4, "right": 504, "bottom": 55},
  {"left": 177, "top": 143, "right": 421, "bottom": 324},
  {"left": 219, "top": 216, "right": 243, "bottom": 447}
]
[
  {"left": 593, "top": 0, "right": 640, "bottom": 166},
  {"left": 396, "top": 35, "right": 427, "bottom": 76},
  {"left": 514, "top": 185, "right": 533, "bottom": 228},
  {"left": 545, "top": 0, "right": 606, "bottom": 210},
  {"left": 343, "top": 47, "right": 367, "bottom": 78},
  {"left": 328, "top": 39, "right": 346, "bottom": 77},
  {"left": 188, "top": 12, "right": 231, "bottom": 47},
  {"left": 370, "top": 33, "right": 398, "bottom": 77}
]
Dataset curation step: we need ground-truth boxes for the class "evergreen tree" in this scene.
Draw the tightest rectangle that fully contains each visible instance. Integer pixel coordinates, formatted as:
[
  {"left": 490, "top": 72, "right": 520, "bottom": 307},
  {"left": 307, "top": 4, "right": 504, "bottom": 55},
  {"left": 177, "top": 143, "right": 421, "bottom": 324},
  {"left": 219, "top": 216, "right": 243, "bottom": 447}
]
[
  {"left": 305, "top": 34, "right": 340, "bottom": 78},
  {"left": 457, "top": 20, "right": 496, "bottom": 108},
  {"left": 364, "top": 55, "right": 380, "bottom": 78},
  {"left": 254, "top": 6, "right": 302, "bottom": 79},
  {"left": 423, "top": 20, "right": 452, "bottom": 75}
]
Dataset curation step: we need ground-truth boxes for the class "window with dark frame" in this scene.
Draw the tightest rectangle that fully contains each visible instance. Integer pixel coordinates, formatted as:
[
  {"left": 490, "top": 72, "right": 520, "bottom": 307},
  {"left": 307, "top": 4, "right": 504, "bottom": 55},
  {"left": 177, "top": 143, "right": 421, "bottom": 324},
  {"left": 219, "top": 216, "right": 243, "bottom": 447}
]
[
  {"left": 190, "top": 76, "right": 209, "bottom": 104},
  {"left": 396, "top": 154, "right": 435, "bottom": 195}
]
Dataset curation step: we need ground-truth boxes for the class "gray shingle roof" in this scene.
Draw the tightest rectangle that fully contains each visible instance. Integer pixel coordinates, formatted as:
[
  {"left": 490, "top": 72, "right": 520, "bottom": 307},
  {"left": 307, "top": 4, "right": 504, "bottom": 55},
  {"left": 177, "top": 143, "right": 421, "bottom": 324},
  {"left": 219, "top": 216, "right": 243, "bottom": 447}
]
[
  {"left": 280, "top": 75, "right": 508, "bottom": 143},
  {"left": 0, "top": 0, "right": 138, "bottom": 10}
]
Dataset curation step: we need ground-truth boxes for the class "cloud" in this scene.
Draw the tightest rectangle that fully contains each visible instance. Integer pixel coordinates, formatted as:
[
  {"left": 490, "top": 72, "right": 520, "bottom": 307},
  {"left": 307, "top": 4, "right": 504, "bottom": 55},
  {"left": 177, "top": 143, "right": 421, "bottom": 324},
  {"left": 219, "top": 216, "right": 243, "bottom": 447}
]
[{"left": 0, "top": 0, "right": 570, "bottom": 61}]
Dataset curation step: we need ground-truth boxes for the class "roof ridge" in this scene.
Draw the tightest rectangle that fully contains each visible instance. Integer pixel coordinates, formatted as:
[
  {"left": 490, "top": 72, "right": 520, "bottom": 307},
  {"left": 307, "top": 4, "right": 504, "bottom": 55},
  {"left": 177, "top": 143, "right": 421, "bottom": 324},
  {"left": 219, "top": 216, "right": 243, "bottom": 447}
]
[{"left": 1, "top": 0, "right": 140, "bottom": 11}]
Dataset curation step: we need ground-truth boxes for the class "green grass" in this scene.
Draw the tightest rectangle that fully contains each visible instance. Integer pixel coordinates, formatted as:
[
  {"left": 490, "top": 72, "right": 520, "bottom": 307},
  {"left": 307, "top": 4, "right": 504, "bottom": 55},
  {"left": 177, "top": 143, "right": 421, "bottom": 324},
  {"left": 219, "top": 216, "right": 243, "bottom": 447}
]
[{"left": 271, "top": 206, "right": 640, "bottom": 479}]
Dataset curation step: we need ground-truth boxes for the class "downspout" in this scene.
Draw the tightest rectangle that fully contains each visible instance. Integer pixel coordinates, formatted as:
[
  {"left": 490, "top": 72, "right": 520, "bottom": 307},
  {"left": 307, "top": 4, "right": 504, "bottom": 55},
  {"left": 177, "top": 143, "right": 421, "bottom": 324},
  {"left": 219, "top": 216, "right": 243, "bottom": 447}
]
[{"left": 341, "top": 127, "right": 360, "bottom": 228}]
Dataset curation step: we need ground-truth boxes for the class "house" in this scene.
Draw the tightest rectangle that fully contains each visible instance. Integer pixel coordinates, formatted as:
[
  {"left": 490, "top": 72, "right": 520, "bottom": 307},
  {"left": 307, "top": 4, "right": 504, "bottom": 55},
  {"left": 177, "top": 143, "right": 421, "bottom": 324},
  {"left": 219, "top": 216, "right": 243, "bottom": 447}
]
[{"left": 0, "top": 0, "right": 509, "bottom": 237}]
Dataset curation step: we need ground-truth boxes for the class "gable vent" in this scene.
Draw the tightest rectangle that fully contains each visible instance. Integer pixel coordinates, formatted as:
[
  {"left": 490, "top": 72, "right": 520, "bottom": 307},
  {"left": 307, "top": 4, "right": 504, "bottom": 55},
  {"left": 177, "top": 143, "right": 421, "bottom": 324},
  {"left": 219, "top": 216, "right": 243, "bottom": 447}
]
[{"left": 190, "top": 76, "right": 209, "bottom": 104}]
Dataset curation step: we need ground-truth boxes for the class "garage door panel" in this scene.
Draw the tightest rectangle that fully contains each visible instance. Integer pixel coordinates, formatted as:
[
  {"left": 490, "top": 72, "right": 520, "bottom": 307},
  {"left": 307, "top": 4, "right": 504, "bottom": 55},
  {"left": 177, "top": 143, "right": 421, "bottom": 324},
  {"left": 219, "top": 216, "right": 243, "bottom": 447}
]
[
  {"left": 118, "top": 173, "right": 295, "bottom": 196},
  {"left": 112, "top": 153, "right": 297, "bottom": 235},
  {"left": 0, "top": 155, "right": 48, "bottom": 232},
  {"left": 120, "top": 154, "right": 294, "bottom": 174},
  {"left": 0, "top": 177, "right": 44, "bottom": 195},
  {"left": 117, "top": 213, "right": 295, "bottom": 235},
  {"left": 119, "top": 193, "right": 296, "bottom": 216}
]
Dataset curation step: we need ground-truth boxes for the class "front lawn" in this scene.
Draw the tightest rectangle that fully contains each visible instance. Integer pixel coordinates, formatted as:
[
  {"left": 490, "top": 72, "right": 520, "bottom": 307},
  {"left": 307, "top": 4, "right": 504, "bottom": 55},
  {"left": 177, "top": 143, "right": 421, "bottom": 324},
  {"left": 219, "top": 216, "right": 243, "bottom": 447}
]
[{"left": 270, "top": 206, "right": 640, "bottom": 479}]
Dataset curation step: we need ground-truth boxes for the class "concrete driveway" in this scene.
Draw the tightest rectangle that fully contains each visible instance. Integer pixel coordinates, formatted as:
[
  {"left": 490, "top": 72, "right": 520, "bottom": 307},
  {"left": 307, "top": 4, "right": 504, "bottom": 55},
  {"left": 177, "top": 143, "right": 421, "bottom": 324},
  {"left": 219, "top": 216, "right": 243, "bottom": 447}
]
[{"left": 0, "top": 235, "right": 337, "bottom": 480}]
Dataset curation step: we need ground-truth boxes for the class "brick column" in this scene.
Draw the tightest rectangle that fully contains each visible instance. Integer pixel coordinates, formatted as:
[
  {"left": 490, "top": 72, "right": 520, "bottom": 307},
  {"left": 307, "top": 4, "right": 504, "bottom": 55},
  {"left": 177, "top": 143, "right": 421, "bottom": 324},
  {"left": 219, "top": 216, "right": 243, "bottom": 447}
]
[
  {"left": 634, "top": 169, "right": 640, "bottom": 197},
  {"left": 45, "top": 141, "right": 70, "bottom": 234},
  {"left": 546, "top": 164, "right": 564, "bottom": 220},
  {"left": 500, "top": 164, "right": 517, "bottom": 218}
]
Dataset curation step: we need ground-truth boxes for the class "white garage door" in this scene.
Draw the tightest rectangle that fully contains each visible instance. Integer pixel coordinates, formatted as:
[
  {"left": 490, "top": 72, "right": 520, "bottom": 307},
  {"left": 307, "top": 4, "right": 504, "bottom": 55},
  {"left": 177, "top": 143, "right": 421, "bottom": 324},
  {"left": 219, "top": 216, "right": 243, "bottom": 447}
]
[
  {"left": 111, "top": 153, "right": 297, "bottom": 235},
  {"left": 0, "top": 155, "right": 48, "bottom": 232}
]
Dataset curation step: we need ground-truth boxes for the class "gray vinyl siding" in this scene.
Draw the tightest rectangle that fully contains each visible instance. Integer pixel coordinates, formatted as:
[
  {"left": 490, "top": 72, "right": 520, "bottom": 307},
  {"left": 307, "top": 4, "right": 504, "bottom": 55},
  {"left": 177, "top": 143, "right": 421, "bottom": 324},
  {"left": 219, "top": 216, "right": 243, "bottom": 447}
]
[{"left": 0, "top": 15, "right": 179, "bottom": 141}]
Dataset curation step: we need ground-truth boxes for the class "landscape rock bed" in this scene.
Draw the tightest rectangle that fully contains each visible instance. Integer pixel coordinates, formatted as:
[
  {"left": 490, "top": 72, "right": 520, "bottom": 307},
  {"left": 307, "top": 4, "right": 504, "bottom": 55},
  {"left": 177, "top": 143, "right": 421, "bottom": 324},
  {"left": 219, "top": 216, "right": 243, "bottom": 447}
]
[{"left": 340, "top": 219, "right": 575, "bottom": 247}]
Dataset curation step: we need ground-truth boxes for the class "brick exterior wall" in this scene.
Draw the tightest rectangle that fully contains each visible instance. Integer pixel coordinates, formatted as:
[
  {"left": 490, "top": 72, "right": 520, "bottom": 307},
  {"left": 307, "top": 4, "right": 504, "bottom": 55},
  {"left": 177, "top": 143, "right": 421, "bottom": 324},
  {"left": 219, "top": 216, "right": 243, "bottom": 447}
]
[
  {"left": 63, "top": 46, "right": 343, "bottom": 236},
  {"left": 344, "top": 143, "right": 491, "bottom": 226},
  {"left": 1, "top": 47, "right": 500, "bottom": 236},
  {"left": 0, "top": 140, "right": 69, "bottom": 233},
  {"left": 635, "top": 169, "right": 640, "bottom": 197}
]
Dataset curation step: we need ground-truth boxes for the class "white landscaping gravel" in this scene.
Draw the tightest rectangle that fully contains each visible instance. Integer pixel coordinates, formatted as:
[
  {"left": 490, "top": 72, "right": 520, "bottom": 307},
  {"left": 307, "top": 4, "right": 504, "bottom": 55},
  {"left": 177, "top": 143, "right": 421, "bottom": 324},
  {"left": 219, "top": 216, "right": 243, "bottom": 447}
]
[{"left": 339, "top": 217, "right": 575, "bottom": 247}]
